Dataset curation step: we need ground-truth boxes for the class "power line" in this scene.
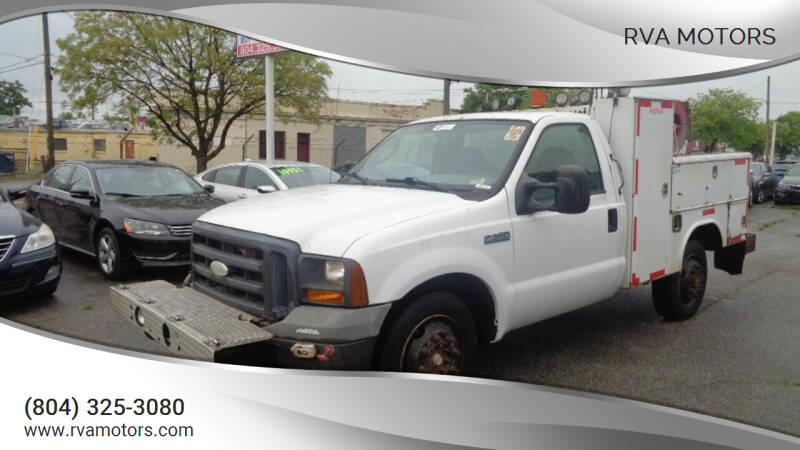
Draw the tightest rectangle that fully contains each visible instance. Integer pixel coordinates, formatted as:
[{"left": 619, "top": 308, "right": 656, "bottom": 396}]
[{"left": 0, "top": 61, "right": 43, "bottom": 75}]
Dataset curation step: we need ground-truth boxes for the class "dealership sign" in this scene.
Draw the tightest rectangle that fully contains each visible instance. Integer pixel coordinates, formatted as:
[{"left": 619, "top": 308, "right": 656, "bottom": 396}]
[{"left": 235, "top": 35, "right": 289, "bottom": 58}]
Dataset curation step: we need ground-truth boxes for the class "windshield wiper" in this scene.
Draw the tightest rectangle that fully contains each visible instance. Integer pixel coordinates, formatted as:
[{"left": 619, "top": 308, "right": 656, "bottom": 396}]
[
  {"left": 343, "top": 172, "right": 370, "bottom": 185},
  {"left": 385, "top": 177, "right": 454, "bottom": 193},
  {"left": 105, "top": 192, "right": 143, "bottom": 197}
]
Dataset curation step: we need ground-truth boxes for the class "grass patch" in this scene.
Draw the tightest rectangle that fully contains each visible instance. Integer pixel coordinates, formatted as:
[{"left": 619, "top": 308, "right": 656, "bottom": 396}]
[
  {"left": 770, "top": 204, "right": 800, "bottom": 210},
  {"left": 759, "top": 218, "right": 788, "bottom": 231},
  {"left": 83, "top": 305, "right": 93, "bottom": 311}
]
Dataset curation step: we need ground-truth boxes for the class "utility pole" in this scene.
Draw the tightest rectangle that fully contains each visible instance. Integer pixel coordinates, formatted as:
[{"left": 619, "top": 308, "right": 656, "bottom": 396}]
[
  {"left": 443, "top": 79, "right": 451, "bottom": 115},
  {"left": 42, "top": 13, "right": 55, "bottom": 170},
  {"left": 765, "top": 75, "right": 771, "bottom": 164},
  {"left": 264, "top": 55, "right": 275, "bottom": 162}
]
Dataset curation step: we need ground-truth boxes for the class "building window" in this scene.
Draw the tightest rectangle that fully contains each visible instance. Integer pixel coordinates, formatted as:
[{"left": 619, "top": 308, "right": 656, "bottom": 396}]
[
  {"left": 93, "top": 139, "right": 107, "bottom": 152},
  {"left": 54, "top": 138, "right": 67, "bottom": 151}
]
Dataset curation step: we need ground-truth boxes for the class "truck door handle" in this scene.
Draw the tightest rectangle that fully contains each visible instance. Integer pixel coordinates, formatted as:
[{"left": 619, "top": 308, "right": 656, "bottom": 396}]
[{"left": 608, "top": 208, "right": 618, "bottom": 233}]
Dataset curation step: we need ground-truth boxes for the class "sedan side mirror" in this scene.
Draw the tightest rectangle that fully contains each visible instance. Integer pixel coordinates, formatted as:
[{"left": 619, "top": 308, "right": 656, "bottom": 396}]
[
  {"left": 256, "top": 185, "right": 277, "bottom": 194},
  {"left": 69, "top": 189, "right": 93, "bottom": 199},
  {"left": 203, "top": 184, "right": 215, "bottom": 194},
  {"left": 7, "top": 187, "right": 26, "bottom": 201},
  {"left": 515, "top": 165, "right": 590, "bottom": 215}
]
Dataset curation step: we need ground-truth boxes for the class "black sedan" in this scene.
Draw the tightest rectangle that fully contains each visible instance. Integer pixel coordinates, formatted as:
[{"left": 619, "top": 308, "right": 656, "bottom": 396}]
[
  {"left": 21, "top": 160, "right": 224, "bottom": 280},
  {"left": 774, "top": 165, "right": 800, "bottom": 205},
  {"left": 750, "top": 162, "right": 776, "bottom": 204},
  {"left": 0, "top": 185, "right": 61, "bottom": 299}
]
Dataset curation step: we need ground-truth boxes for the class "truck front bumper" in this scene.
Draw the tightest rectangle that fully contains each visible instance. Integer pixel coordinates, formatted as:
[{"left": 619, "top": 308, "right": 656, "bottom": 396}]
[{"left": 111, "top": 280, "right": 390, "bottom": 369}]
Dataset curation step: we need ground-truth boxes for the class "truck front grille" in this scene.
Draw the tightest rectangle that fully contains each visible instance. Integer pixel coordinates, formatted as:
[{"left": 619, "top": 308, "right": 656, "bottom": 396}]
[{"left": 190, "top": 222, "right": 299, "bottom": 320}]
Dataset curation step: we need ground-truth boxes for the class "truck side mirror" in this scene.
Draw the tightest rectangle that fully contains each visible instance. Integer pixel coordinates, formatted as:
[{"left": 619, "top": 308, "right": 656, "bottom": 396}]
[{"left": 515, "top": 165, "right": 590, "bottom": 215}]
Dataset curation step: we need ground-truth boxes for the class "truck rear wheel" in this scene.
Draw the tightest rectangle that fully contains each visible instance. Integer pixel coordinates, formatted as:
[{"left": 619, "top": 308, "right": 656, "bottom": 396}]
[
  {"left": 378, "top": 292, "right": 476, "bottom": 375},
  {"left": 652, "top": 240, "right": 707, "bottom": 320}
]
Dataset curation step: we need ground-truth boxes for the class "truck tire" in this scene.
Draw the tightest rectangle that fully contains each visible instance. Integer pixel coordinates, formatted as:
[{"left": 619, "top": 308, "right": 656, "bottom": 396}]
[
  {"left": 652, "top": 240, "right": 707, "bottom": 320},
  {"left": 96, "top": 227, "right": 131, "bottom": 280},
  {"left": 378, "top": 292, "right": 477, "bottom": 375}
]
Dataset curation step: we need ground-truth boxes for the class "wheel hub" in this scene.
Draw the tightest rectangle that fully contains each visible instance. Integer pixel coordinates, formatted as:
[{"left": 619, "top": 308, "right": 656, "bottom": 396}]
[{"left": 405, "top": 321, "right": 462, "bottom": 375}]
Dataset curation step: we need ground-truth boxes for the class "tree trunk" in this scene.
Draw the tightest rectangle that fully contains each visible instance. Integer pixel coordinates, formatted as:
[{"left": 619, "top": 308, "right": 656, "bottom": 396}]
[{"left": 196, "top": 156, "right": 209, "bottom": 173}]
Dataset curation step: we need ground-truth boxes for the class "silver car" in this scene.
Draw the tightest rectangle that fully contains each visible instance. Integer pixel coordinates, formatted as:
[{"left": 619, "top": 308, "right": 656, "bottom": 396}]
[
  {"left": 194, "top": 160, "right": 341, "bottom": 202},
  {"left": 194, "top": 160, "right": 340, "bottom": 202}
]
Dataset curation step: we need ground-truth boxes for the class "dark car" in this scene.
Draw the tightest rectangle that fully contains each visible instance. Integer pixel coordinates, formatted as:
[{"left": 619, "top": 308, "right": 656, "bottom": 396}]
[
  {"left": 21, "top": 160, "right": 225, "bottom": 280},
  {"left": 750, "top": 162, "right": 776, "bottom": 204},
  {"left": 772, "top": 160, "right": 798, "bottom": 182},
  {"left": 0, "top": 185, "right": 61, "bottom": 299},
  {"left": 774, "top": 165, "right": 800, "bottom": 205}
]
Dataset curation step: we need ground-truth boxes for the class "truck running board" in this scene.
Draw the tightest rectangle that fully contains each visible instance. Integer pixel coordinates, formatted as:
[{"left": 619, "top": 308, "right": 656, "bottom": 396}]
[{"left": 111, "top": 280, "right": 273, "bottom": 365}]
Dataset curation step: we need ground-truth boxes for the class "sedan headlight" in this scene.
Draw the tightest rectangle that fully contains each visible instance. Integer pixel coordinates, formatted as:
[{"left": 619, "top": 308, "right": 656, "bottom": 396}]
[
  {"left": 20, "top": 223, "right": 56, "bottom": 254},
  {"left": 299, "top": 256, "right": 368, "bottom": 308},
  {"left": 123, "top": 218, "right": 170, "bottom": 236},
  {"left": 776, "top": 182, "right": 788, "bottom": 192}
]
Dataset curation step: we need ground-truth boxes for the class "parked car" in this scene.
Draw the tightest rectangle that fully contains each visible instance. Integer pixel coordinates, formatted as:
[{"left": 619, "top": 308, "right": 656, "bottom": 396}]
[
  {"left": 750, "top": 162, "right": 776, "bottom": 204},
  {"left": 774, "top": 165, "right": 800, "bottom": 205},
  {"left": 772, "top": 160, "right": 798, "bottom": 182},
  {"left": 21, "top": 160, "right": 224, "bottom": 279},
  {"left": 195, "top": 160, "right": 340, "bottom": 202},
  {"left": 0, "top": 185, "right": 61, "bottom": 299}
]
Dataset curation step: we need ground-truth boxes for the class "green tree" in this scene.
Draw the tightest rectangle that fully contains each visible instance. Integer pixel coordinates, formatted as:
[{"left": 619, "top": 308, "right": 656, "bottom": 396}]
[
  {"left": 56, "top": 11, "right": 331, "bottom": 171},
  {"left": 774, "top": 111, "right": 800, "bottom": 159},
  {"left": 461, "top": 83, "right": 582, "bottom": 112},
  {"left": 689, "top": 88, "right": 762, "bottom": 154},
  {"left": 0, "top": 80, "right": 32, "bottom": 115}
]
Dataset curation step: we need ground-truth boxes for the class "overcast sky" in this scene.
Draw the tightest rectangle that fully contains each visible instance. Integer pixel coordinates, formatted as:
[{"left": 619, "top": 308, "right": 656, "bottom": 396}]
[{"left": 1, "top": 12, "right": 798, "bottom": 122}]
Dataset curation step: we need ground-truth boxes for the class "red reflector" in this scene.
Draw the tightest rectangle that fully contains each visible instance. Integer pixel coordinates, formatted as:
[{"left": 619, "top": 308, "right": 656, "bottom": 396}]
[
  {"left": 650, "top": 269, "right": 666, "bottom": 281},
  {"left": 703, "top": 208, "right": 715, "bottom": 216},
  {"left": 639, "top": 100, "right": 652, "bottom": 107},
  {"left": 661, "top": 101, "right": 673, "bottom": 109},
  {"left": 730, "top": 235, "right": 745, "bottom": 245},
  {"left": 735, "top": 159, "right": 747, "bottom": 165},
  {"left": 631, "top": 273, "right": 640, "bottom": 286}
]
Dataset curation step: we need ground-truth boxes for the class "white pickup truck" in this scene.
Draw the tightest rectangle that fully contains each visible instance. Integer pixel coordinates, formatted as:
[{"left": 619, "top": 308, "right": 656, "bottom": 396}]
[{"left": 113, "top": 97, "right": 755, "bottom": 374}]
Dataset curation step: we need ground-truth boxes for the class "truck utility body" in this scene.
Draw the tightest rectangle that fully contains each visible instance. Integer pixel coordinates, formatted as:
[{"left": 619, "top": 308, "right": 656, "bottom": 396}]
[{"left": 113, "top": 97, "right": 754, "bottom": 372}]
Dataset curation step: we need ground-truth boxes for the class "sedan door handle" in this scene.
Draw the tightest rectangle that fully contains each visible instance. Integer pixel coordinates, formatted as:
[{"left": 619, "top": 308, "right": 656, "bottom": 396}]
[{"left": 238, "top": 194, "right": 247, "bottom": 199}]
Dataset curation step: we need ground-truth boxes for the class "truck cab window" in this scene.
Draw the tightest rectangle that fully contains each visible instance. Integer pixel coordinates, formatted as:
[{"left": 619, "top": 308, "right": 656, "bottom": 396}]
[{"left": 525, "top": 124, "right": 605, "bottom": 206}]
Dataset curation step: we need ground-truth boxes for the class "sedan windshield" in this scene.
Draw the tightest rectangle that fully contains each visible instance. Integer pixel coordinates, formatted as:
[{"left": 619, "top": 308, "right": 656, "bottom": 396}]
[
  {"left": 787, "top": 165, "right": 800, "bottom": 177},
  {"left": 272, "top": 166, "right": 340, "bottom": 189},
  {"left": 345, "top": 120, "right": 531, "bottom": 195},
  {"left": 96, "top": 166, "right": 203, "bottom": 197},
  {"left": 774, "top": 162, "right": 797, "bottom": 172},
  {"left": 0, "top": 189, "right": 7, "bottom": 203}
]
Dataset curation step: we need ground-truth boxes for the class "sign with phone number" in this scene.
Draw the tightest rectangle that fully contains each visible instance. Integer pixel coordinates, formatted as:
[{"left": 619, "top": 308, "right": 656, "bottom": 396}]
[{"left": 235, "top": 35, "right": 289, "bottom": 58}]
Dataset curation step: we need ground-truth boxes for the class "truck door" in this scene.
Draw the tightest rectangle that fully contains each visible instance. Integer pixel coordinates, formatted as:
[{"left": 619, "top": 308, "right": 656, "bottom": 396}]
[{"left": 510, "top": 120, "right": 625, "bottom": 329}]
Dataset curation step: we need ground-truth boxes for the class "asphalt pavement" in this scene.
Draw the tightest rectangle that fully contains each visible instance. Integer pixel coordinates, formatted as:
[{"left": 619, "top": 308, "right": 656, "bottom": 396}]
[{"left": 1, "top": 202, "right": 798, "bottom": 436}]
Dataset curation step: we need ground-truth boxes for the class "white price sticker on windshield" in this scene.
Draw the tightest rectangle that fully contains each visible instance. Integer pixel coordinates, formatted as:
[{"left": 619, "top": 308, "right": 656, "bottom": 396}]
[
  {"left": 504, "top": 125, "right": 526, "bottom": 141},
  {"left": 433, "top": 123, "right": 456, "bottom": 131}
]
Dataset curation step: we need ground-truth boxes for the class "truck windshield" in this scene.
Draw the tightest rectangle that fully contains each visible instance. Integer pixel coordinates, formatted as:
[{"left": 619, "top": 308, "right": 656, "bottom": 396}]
[
  {"left": 345, "top": 120, "right": 531, "bottom": 196},
  {"left": 96, "top": 166, "right": 204, "bottom": 197}
]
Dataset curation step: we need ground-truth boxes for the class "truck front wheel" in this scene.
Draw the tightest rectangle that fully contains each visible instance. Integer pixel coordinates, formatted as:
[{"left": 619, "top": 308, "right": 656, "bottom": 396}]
[
  {"left": 378, "top": 292, "right": 477, "bottom": 375},
  {"left": 652, "top": 240, "right": 707, "bottom": 320}
]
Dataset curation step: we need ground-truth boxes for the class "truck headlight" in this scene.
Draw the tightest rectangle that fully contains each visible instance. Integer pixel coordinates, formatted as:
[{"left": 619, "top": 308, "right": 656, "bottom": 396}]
[
  {"left": 299, "top": 257, "right": 368, "bottom": 308},
  {"left": 20, "top": 223, "right": 56, "bottom": 253},
  {"left": 123, "top": 218, "right": 170, "bottom": 236},
  {"left": 325, "top": 261, "right": 346, "bottom": 286}
]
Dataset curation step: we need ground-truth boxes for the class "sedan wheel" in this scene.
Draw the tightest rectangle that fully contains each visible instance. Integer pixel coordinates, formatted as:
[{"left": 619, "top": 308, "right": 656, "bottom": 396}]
[
  {"left": 96, "top": 228, "right": 130, "bottom": 280},
  {"left": 98, "top": 235, "right": 116, "bottom": 274}
]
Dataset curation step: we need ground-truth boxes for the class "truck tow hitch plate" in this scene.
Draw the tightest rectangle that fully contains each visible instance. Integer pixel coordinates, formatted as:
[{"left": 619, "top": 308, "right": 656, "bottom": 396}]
[{"left": 111, "top": 280, "right": 273, "bottom": 364}]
